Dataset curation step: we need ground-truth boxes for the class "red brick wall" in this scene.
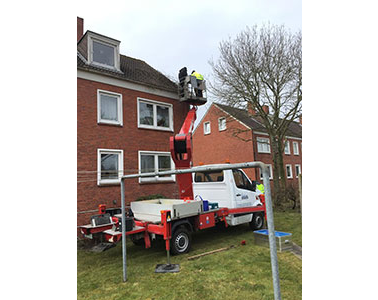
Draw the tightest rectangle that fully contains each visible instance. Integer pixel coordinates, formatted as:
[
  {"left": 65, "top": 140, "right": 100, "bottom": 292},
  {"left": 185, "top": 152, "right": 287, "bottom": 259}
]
[
  {"left": 253, "top": 134, "right": 302, "bottom": 186},
  {"left": 282, "top": 138, "right": 302, "bottom": 187},
  {"left": 192, "top": 104, "right": 256, "bottom": 180},
  {"left": 193, "top": 104, "right": 302, "bottom": 188},
  {"left": 253, "top": 133, "right": 274, "bottom": 181},
  {"left": 77, "top": 78, "right": 190, "bottom": 228}
]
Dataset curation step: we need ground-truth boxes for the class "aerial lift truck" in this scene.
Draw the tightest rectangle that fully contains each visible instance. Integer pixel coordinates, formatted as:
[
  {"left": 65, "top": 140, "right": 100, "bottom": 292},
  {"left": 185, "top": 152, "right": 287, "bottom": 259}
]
[
  {"left": 79, "top": 72, "right": 282, "bottom": 300},
  {"left": 79, "top": 72, "right": 266, "bottom": 255}
]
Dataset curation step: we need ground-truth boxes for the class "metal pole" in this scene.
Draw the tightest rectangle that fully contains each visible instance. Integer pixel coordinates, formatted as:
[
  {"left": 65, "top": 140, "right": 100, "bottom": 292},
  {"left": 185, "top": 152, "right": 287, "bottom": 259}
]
[
  {"left": 121, "top": 179, "right": 127, "bottom": 282},
  {"left": 167, "top": 250, "right": 171, "bottom": 265},
  {"left": 298, "top": 173, "right": 302, "bottom": 214},
  {"left": 262, "top": 165, "right": 281, "bottom": 300},
  {"left": 121, "top": 161, "right": 270, "bottom": 180}
]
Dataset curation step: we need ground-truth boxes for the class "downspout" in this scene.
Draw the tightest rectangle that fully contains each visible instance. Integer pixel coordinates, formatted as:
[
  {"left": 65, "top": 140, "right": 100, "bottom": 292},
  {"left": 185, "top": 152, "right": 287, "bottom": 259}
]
[{"left": 251, "top": 130, "right": 258, "bottom": 180}]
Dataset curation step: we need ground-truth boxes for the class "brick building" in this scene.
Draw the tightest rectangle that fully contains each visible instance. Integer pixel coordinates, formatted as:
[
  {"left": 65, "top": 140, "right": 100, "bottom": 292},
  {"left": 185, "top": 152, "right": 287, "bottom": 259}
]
[
  {"left": 192, "top": 103, "right": 302, "bottom": 187},
  {"left": 77, "top": 17, "right": 190, "bottom": 228}
]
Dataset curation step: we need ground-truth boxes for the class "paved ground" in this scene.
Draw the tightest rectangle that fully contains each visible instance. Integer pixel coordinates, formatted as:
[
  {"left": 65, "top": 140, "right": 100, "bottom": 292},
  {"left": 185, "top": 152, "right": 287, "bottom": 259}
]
[{"left": 291, "top": 243, "right": 302, "bottom": 259}]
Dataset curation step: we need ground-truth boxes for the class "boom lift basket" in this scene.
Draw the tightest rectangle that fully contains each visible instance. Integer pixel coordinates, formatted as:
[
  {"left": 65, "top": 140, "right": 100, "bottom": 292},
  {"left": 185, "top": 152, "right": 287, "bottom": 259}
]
[{"left": 178, "top": 75, "right": 207, "bottom": 106}]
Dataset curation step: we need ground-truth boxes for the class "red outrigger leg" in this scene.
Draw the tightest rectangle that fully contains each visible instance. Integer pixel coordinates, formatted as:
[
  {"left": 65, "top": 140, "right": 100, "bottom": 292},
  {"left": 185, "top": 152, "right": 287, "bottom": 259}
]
[{"left": 160, "top": 210, "right": 172, "bottom": 252}]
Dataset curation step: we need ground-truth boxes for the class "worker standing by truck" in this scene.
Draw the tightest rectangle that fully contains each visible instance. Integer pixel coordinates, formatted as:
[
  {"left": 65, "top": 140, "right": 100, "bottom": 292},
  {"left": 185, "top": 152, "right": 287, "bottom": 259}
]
[{"left": 256, "top": 182, "right": 265, "bottom": 195}]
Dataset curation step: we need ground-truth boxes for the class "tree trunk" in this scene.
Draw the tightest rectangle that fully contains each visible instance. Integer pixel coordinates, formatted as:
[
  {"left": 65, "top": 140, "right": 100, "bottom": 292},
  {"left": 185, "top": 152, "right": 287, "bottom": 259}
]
[
  {"left": 271, "top": 137, "right": 281, "bottom": 206},
  {"left": 277, "top": 140, "right": 287, "bottom": 203}
]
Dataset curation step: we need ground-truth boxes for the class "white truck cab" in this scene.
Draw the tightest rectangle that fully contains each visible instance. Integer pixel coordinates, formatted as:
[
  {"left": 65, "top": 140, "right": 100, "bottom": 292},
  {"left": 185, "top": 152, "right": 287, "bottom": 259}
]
[{"left": 192, "top": 164, "right": 262, "bottom": 226}]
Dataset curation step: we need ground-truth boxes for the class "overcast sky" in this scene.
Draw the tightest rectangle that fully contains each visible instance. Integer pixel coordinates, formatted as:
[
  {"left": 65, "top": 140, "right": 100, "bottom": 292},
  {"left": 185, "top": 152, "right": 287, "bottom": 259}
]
[{"left": 77, "top": 0, "right": 302, "bottom": 124}]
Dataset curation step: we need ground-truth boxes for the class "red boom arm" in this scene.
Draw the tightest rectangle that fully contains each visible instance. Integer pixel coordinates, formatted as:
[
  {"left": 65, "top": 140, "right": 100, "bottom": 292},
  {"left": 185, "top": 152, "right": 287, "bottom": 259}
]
[{"left": 170, "top": 107, "right": 197, "bottom": 199}]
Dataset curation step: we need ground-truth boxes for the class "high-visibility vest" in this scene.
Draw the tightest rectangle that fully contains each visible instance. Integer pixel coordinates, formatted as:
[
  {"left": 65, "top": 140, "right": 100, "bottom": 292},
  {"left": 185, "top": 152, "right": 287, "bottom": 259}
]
[
  {"left": 257, "top": 184, "right": 264, "bottom": 194},
  {"left": 192, "top": 72, "right": 204, "bottom": 80}
]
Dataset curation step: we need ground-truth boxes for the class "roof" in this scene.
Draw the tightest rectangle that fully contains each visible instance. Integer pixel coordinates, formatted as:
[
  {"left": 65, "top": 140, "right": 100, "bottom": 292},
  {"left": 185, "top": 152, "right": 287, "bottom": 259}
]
[
  {"left": 77, "top": 31, "right": 178, "bottom": 93},
  {"left": 215, "top": 103, "right": 302, "bottom": 138}
]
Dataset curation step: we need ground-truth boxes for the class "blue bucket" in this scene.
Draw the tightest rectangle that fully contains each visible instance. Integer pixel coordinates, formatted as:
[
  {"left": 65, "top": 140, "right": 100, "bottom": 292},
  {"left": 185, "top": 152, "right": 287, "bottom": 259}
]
[{"left": 203, "top": 200, "right": 209, "bottom": 211}]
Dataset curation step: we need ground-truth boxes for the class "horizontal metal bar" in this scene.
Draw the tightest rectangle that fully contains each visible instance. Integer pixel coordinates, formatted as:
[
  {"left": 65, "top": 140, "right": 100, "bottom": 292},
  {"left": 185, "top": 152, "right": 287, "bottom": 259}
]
[{"left": 121, "top": 161, "right": 266, "bottom": 180}]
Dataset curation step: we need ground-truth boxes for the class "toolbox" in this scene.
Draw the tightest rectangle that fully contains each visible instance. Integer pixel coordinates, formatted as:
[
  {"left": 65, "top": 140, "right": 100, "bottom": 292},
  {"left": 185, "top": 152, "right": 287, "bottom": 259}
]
[
  {"left": 115, "top": 215, "right": 134, "bottom": 231},
  {"left": 198, "top": 213, "right": 215, "bottom": 229},
  {"left": 208, "top": 202, "right": 219, "bottom": 210},
  {"left": 253, "top": 229, "right": 293, "bottom": 252}
]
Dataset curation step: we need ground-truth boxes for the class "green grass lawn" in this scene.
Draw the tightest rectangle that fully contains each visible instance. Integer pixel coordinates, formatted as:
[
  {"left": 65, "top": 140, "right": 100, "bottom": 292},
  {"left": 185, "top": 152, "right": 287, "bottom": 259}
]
[{"left": 77, "top": 211, "right": 302, "bottom": 300}]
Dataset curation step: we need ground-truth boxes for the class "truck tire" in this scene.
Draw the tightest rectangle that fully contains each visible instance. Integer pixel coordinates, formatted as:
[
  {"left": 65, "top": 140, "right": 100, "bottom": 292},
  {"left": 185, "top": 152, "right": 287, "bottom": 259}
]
[
  {"left": 249, "top": 212, "right": 264, "bottom": 230},
  {"left": 170, "top": 225, "right": 191, "bottom": 255}
]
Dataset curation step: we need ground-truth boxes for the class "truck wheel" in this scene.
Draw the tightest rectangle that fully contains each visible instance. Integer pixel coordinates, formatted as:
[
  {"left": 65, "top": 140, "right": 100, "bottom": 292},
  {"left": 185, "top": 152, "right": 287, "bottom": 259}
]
[
  {"left": 250, "top": 212, "right": 264, "bottom": 230},
  {"left": 171, "top": 226, "right": 191, "bottom": 255}
]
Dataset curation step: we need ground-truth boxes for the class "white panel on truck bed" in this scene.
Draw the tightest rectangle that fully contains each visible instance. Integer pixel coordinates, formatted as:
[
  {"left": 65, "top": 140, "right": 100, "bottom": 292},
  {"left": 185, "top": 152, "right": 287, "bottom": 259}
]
[{"left": 131, "top": 199, "right": 203, "bottom": 223}]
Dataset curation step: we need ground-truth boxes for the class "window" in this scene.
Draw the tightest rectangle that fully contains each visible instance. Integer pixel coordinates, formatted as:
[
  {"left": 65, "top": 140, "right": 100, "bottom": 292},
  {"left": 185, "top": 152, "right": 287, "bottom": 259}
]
[
  {"left": 138, "top": 98, "right": 173, "bottom": 131},
  {"left": 260, "top": 164, "right": 273, "bottom": 180},
  {"left": 93, "top": 40, "right": 115, "bottom": 67},
  {"left": 295, "top": 164, "right": 301, "bottom": 178},
  {"left": 286, "top": 164, "right": 293, "bottom": 179},
  {"left": 284, "top": 140, "right": 291, "bottom": 155},
  {"left": 194, "top": 171, "right": 224, "bottom": 182},
  {"left": 204, "top": 121, "right": 211, "bottom": 135},
  {"left": 88, "top": 33, "right": 120, "bottom": 70},
  {"left": 218, "top": 117, "right": 226, "bottom": 131},
  {"left": 293, "top": 142, "right": 299, "bottom": 155},
  {"left": 257, "top": 137, "right": 270, "bottom": 153},
  {"left": 97, "top": 149, "right": 123, "bottom": 185},
  {"left": 232, "top": 169, "right": 253, "bottom": 191},
  {"left": 139, "top": 151, "right": 175, "bottom": 183},
  {"left": 97, "top": 90, "right": 122, "bottom": 125}
]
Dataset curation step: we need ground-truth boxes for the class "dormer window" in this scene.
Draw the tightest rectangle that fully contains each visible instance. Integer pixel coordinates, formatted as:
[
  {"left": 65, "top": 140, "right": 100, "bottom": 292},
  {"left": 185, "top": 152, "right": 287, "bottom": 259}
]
[
  {"left": 93, "top": 40, "right": 115, "bottom": 67},
  {"left": 87, "top": 32, "right": 120, "bottom": 70}
]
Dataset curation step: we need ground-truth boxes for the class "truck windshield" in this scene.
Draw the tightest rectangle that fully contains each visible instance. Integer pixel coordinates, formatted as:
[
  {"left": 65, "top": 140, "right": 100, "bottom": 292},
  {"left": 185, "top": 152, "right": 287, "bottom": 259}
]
[{"left": 194, "top": 171, "right": 224, "bottom": 182}]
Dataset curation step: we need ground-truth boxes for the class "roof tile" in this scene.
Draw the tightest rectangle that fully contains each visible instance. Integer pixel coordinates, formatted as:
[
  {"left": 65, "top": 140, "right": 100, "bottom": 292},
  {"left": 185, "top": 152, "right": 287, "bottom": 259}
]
[
  {"left": 216, "top": 103, "right": 302, "bottom": 138},
  {"left": 77, "top": 32, "right": 177, "bottom": 93}
]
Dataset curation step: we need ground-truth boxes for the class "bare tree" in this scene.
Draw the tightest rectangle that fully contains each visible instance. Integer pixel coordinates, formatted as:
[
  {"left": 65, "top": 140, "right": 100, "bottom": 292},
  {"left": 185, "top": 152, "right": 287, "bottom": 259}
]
[{"left": 210, "top": 24, "right": 302, "bottom": 204}]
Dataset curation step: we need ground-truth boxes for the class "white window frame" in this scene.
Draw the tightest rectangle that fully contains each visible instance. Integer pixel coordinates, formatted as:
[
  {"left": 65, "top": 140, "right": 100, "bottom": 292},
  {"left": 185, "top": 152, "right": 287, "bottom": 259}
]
[
  {"left": 295, "top": 164, "right": 301, "bottom": 178},
  {"left": 137, "top": 98, "right": 173, "bottom": 132},
  {"left": 97, "top": 149, "right": 123, "bottom": 186},
  {"left": 218, "top": 117, "right": 226, "bottom": 131},
  {"left": 284, "top": 140, "right": 291, "bottom": 155},
  {"left": 138, "top": 151, "right": 175, "bottom": 183},
  {"left": 97, "top": 89, "right": 123, "bottom": 126},
  {"left": 257, "top": 137, "right": 271, "bottom": 153},
  {"left": 286, "top": 164, "right": 293, "bottom": 179},
  {"left": 88, "top": 33, "right": 120, "bottom": 70},
  {"left": 293, "top": 141, "right": 299, "bottom": 155},
  {"left": 204, "top": 121, "right": 211, "bottom": 135},
  {"left": 260, "top": 164, "right": 273, "bottom": 180}
]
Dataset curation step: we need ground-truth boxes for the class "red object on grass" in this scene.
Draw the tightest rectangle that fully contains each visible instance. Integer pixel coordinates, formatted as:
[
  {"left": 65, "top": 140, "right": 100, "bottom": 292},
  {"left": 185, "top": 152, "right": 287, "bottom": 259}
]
[{"left": 241, "top": 240, "right": 246, "bottom": 245}]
